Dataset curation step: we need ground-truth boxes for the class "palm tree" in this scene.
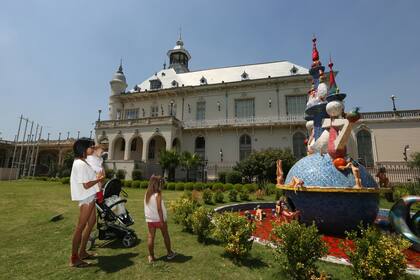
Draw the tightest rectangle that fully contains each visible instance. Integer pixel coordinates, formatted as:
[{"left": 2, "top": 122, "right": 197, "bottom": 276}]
[
  {"left": 158, "top": 149, "right": 180, "bottom": 181},
  {"left": 180, "top": 151, "right": 201, "bottom": 182}
]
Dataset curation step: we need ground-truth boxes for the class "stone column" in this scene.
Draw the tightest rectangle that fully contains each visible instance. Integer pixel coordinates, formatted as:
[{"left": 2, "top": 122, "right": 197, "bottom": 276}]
[
  {"left": 124, "top": 136, "right": 131, "bottom": 160},
  {"left": 141, "top": 137, "right": 149, "bottom": 162},
  {"left": 108, "top": 137, "right": 114, "bottom": 160}
]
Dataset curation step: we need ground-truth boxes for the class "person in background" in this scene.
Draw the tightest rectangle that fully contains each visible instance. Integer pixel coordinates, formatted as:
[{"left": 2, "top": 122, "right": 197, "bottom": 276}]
[
  {"left": 70, "top": 138, "right": 105, "bottom": 268},
  {"left": 144, "top": 175, "right": 177, "bottom": 263}
]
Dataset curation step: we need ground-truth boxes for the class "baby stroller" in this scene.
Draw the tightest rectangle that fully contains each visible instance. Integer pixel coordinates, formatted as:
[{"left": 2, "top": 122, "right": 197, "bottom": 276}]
[{"left": 88, "top": 178, "right": 138, "bottom": 249}]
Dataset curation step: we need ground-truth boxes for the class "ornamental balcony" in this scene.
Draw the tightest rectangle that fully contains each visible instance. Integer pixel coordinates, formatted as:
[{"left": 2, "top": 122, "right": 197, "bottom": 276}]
[{"left": 96, "top": 116, "right": 182, "bottom": 129}]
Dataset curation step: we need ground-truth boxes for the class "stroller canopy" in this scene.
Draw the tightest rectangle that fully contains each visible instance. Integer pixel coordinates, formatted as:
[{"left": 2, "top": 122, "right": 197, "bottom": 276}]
[{"left": 103, "top": 178, "right": 123, "bottom": 198}]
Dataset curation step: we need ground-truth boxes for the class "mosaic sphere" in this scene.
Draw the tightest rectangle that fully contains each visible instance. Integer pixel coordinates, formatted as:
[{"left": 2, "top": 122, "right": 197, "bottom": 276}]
[{"left": 284, "top": 153, "right": 379, "bottom": 235}]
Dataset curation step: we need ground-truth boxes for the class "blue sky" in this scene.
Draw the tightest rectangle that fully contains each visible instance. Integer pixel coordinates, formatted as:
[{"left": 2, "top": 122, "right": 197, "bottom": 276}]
[{"left": 1, "top": 0, "right": 419, "bottom": 141}]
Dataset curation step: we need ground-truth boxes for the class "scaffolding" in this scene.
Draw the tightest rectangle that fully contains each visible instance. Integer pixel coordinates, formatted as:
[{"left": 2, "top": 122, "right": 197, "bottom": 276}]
[{"left": 9, "top": 115, "right": 43, "bottom": 180}]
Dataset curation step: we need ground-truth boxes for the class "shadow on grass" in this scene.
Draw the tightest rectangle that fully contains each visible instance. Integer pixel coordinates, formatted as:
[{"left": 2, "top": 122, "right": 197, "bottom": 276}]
[
  {"left": 156, "top": 253, "right": 193, "bottom": 263},
  {"left": 221, "top": 252, "right": 268, "bottom": 269},
  {"left": 96, "top": 252, "right": 139, "bottom": 273},
  {"left": 97, "top": 238, "right": 141, "bottom": 249}
]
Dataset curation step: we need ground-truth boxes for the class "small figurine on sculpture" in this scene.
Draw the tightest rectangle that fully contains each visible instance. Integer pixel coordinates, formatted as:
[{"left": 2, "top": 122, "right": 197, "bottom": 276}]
[
  {"left": 336, "top": 158, "right": 363, "bottom": 189},
  {"left": 276, "top": 160, "right": 285, "bottom": 185}
]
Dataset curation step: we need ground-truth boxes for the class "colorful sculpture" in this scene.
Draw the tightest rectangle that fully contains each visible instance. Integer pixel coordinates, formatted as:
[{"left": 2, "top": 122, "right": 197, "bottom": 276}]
[{"left": 277, "top": 37, "right": 387, "bottom": 235}]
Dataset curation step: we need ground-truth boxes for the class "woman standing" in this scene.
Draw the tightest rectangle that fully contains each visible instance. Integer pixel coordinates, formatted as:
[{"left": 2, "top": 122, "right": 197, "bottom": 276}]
[
  {"left": 144, "top": 175, "right": 177, "bottom": 263},
  {"left": 69, "top": 138, "right": 105, "bottom": 267}
]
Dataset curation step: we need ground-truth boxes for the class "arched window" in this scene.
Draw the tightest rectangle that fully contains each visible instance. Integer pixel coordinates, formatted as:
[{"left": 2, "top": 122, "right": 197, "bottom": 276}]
[
  {"left": 357, "top": 130, "right": 374, "bottom": 167},
  {"left": 194, "top": 137, "right": 205, "bottom": 160},
  {"left": 148, "top": 139, "right": 156, "bottom": 160},
  {"left": 239, "top": 134, "right": 252, "bottom": 161},
  {"left": 131, "top": 138, "right": 137, "bottom": 151},
  {"left": 292, "top": 132, "right": 306, "bottom": 159}
]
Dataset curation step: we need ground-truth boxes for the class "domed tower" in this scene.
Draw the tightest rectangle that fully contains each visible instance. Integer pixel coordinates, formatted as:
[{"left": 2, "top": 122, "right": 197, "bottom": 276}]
[
  {"left": 109, "top": 61, "right": 127, "bottom": 120},
  {"left": 167, "top": 34, "right": 191, "bottom": 73},
  {"left": 110, "top": 61, "right": 128, "bottom": 95}
]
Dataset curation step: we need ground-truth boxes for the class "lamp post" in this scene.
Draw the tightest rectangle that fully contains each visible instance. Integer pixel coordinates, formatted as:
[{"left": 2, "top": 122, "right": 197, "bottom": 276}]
[
  {"left": 98, "top": 109, "right": 102, "bottom": 122},
  {"left": 67, "top": 131, "right": 70, "bottom": 140},
  {"left": 390, "top": 95, "right": 397, "bottom": 114},
  {"left": 77, "top": 131, "right": 80, "bottom": 139},
  {"left": 403, "top": 145, "right": 410, "bottom": 162},
  {"left": 89, "top": 130, "right": 92, "bottom": 139},
  {"left": 219, "top": 148, "right": 223, "bottom": 162},
  {"left": 170, "top": 100, "right": 174, "bottom": 116}
]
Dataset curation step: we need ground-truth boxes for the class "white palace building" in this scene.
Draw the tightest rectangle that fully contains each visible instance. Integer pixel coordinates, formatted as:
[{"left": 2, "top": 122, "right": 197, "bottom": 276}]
[{"left": 95, "top": 36, "right": 420, "bottom": 181}]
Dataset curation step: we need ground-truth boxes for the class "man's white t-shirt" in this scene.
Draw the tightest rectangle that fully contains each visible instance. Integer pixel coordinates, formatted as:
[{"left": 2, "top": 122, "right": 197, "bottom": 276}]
[
  {"left": 86, "top": 155, "right": 103, "bottom": 174},
  {"left": 70, "top": 159, "right": 99, "bottom": 201}
]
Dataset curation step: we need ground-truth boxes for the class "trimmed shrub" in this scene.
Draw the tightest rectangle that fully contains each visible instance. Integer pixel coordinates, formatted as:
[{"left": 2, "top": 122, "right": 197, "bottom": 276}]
[
  {"left": 105, "top": 169, "right": 115, "bottom": 179},
  {"left": 193, "top": 182, "right": 205, "bottom": 191},
  {"left": 167, "top": 182, "right": 176, "bottom": 191},
  {"left": 124, "top": 180, "right": 132, "bottom": 188},
  {"left": 204, "top": 182, "right": 213, "bottom": 190},
  {"left": 60, "top": 177, "right": 70, "bottom": 184},
  {"left": 218, "top": 171, "right": 227, "bottom": 183},
  {"left": 131, "top": 169, "right": 142, "bottom": 180},
  {"left": 184, "top": 182, "right": 194, "bottom": 191},
  {"left": 271, "top": 220, "right": 328, "bottom": 280},
  {"left": 226, "top": 171, "right": 242, "bottom": 184},
  {"left": 202, "top": 189, "right": 213, "bottom": 205},
  {"left": 212, "top": 212, "right": 255, "bottom": 259},
  {"left": 342, "top": 225, "right": 410, "bottom": 280},
  {"left": 275, "top": 189, "right": 283, "bottom": 201},
  {"left": 224, "top": 183, "right": 234, "bottom": 191},
  {"left": 116, "top": 169, "right": 126, "bottom": 180},
  {"left": 140, "top": 181, "right": 149, "bottom": 189},
  {"left": 170, "top": 198, "right": 198, "bottom": 232},
  {"left": 228, "top": 189, "right": 238, "bottom": 202},
  {"left": 234, "top": 184, "right": 243, "bottom": 192},
  {"left": 244, "top": 183, "right": 257, "bottom": 193},
  {"left": 239, "top": 190, "right": 250, "bottom": 201},
  {"left": 265, "top": 183, "right": 277, "bottom": 195},
  {"left": 191, "top": 206, "right": 214, "bottom": 243},
  {"left": 131, "top": 180, "right": 140, "bottom": 188},
  {"left": 175, "top": 182, "right": 185, "bottom": 191},
  {"left": 212, "top": 183, "right": 224, "bottom": 192},
  {"left": 214, "top": 190, "right": 224, "bottom": 203}
]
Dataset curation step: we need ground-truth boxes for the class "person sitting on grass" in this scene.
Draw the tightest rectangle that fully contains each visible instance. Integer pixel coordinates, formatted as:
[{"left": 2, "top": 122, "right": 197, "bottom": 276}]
[
  {"left": 70, "top": 138, "right": 105, "bottom": 268},
  {"left": 144, "top": 175, "right": 177, "bottom": 263}
]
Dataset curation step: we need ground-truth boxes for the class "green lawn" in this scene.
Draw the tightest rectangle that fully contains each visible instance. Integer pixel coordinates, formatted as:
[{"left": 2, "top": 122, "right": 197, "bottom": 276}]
[{"left": 0, "top": 180, "right": 417, "bottom": 280}]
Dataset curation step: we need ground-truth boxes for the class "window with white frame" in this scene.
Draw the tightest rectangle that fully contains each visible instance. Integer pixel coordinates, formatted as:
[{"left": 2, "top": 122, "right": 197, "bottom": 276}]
[
  {"left": 196, "top": 101, "right": 206, "bottom": 121},
  {"left": 124, "top": 108, "right": 139, "bottom": 120},
  {"left": 235, "top": 98, "right": 255, "bottom": 119},
  {"left": 286, "top": 95, "right": 307, "bottom": 116},
  {"left": 150, "top": 105, "right": 159, "bottom": 117}
]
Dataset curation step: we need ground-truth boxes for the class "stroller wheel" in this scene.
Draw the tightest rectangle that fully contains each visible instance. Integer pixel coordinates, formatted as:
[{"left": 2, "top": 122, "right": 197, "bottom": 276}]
[
  {"left": 122, "top": 233, "right": 137, "bottom": 248},
  {"left": 86, "top": 234, "right": 96, "bottom": 250}
]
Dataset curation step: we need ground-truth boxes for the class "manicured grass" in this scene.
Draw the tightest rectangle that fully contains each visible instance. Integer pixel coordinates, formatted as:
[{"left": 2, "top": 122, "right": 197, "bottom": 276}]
[{"left": 0, "top": 180, "right": 418, "bottom": 280}]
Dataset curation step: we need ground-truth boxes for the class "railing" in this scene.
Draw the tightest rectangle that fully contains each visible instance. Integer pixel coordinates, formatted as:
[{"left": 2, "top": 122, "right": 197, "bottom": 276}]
[
  {"left": 95, "top": 109, "right": 420, "bottom": 130},
  {"left": 182, "top": 116, "right": 306, "bottom": 129},
  {"left": 366, "top": 162, "right": 420, "bottom": 184},
  {"left": 360, "top": 110, "right": 420, "bottom": 120},
  {"left": 96, "top": 116, "right": 180, "bottom": 129}
]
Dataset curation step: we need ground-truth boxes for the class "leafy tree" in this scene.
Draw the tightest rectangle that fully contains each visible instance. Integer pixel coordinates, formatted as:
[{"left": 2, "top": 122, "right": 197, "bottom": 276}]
[
  {"left": 234, "top": 148, "right": 296, "bottom": 185},
  {"left": 180, "top": 151, "right": 201, "bottom": 181},
  {"left": 409, "top": 152, "right": 420, "bottom": 168},
  {"left": 159, "top": 149, "right": 180, "bottom": 181}
]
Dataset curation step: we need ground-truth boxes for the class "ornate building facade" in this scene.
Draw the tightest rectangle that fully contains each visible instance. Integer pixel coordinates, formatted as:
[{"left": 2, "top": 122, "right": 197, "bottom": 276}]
[{"left": 90, "top": 37, "right": 420, "bottom": 181}]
